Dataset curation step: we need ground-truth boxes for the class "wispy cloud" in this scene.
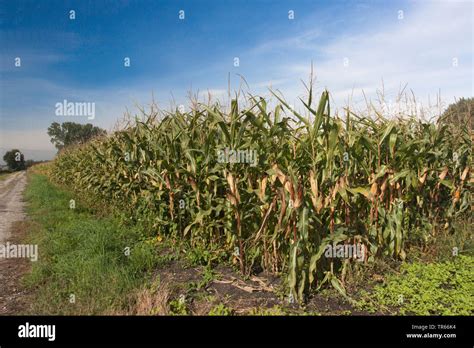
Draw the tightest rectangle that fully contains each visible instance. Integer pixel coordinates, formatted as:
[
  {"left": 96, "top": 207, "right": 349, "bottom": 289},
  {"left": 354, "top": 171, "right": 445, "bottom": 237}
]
[{"left": 246, "top": 1, "right": 472, "bottom": 110}]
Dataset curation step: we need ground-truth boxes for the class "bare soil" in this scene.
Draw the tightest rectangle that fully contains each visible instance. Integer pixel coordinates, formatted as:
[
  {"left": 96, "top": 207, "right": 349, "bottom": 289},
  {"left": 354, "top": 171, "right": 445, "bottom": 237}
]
[
  {"left": 0, "top": 171, "right": 32, "bottom": 314},
  {"left": 143, "top": 257, "right": 365, "bottom": 315}
]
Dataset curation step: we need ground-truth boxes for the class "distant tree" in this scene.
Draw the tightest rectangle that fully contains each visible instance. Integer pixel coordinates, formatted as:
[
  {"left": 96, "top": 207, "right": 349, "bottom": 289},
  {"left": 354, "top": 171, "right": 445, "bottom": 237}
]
[
  {"left": 3, "top": 149, "right": 26, "bottom": 171},
  {"left": 439, "top": 97, "right": 473, "bottom": 128},
  {"left": 47, "top": 122, "right": 106, "bottom": 150}
]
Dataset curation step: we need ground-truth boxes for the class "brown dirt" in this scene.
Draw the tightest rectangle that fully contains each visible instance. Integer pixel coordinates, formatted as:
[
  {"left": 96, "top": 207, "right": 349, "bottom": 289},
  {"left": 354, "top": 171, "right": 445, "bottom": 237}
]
[
  {"left": 200, "top": 265, "right": 282, "bottom": 315},
  {"left": 0, "top": 171, "right": 33, "bottom": 314},
  {"left": 0, "top": 171, "right": 26, "bottom": 241},
  {"left": 130, "top": 256, "right": 368, "bottom": 315},
  {"left": 0, "top": 220, "right": 33, "bottom": 314}
]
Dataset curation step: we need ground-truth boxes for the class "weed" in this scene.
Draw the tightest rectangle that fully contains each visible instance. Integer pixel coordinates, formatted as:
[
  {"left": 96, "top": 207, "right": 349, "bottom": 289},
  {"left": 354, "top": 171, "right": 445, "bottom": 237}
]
[{"left": 208, "top": 303, "right": 233, "bottom": 316}]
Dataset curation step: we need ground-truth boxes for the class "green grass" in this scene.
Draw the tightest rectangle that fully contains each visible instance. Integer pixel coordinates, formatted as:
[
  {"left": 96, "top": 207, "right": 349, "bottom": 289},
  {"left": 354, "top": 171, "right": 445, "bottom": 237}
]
[
  {"left": 357, "top": 255, "right": 474, "bottom": 315},
  {"left": 23, "top": 173, "right": 169, "bottom": 314},
  {"left": 0, "top": 171, "right": 12, "bottom": 181}
]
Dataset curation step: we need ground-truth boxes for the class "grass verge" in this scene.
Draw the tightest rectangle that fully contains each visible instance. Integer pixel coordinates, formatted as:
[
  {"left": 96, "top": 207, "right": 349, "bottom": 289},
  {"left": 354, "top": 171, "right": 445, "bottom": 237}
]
[{"left": 23, "top": 173, "right": 169, "bottom": 314}]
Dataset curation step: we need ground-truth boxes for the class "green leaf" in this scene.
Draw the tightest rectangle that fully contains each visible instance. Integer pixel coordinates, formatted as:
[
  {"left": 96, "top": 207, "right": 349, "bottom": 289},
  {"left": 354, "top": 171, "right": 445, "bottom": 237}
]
[
  {"left": 270, "top": 90, "right": 309, "bottom": 127},
  {"left": 379, "top": 121, "right": 395, "bottom": 146},
  {"left": 330, "top": 274, "right": 346, "bottom": 297}
]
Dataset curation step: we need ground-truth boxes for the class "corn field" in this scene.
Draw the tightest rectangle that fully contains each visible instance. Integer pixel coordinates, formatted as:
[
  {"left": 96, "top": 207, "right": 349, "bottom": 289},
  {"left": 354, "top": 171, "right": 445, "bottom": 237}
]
[{"left": 50, "top": 90, "right": 472, "bottom": 302}]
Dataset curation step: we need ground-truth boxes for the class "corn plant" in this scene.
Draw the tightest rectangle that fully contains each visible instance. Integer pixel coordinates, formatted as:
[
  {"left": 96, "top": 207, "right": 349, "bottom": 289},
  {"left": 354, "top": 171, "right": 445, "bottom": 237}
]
[{"left": 50, "top": 88, "right": 472, "bottom": 302}]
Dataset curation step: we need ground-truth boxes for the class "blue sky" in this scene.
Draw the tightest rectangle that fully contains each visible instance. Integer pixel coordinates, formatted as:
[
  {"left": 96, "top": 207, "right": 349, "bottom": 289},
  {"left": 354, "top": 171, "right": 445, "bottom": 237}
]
[{"left": 0, "top": 0, "right": 472, "bottom": 161}]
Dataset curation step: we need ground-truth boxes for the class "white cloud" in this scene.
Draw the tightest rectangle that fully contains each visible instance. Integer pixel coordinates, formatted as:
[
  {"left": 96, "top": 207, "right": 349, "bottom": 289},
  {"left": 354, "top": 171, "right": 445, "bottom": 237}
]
[{"left": 250, "top": 1, "right": 473, "bottom": 113}]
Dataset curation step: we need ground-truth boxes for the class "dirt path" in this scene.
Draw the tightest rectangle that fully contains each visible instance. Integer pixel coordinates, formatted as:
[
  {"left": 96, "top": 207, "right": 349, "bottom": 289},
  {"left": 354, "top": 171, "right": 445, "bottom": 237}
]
[
  {"left": 0, "top": 171, "right": 31, "bottom": 314},
  {"left": 0, "top": 171, "right": 27, "bottom": 242}
]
